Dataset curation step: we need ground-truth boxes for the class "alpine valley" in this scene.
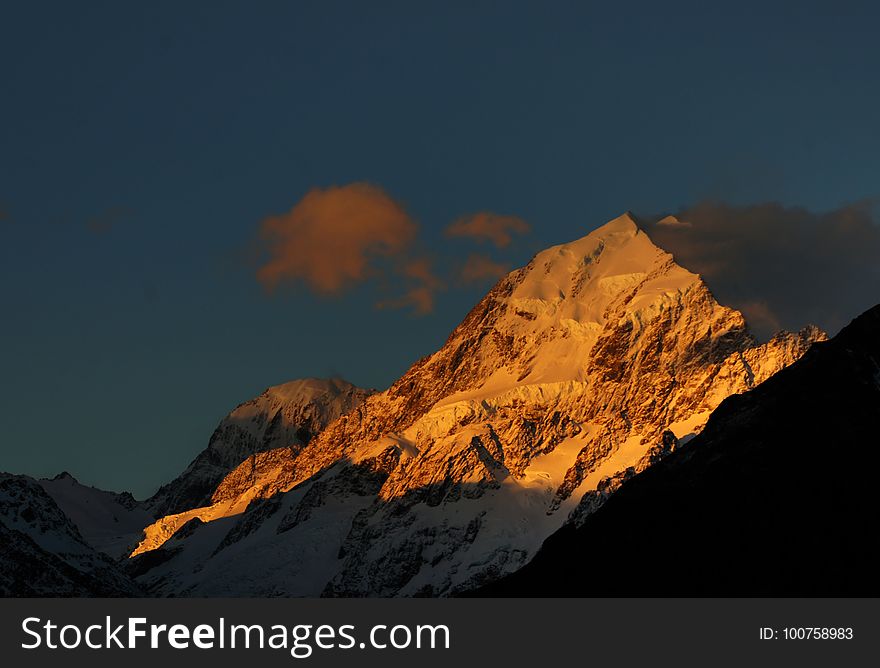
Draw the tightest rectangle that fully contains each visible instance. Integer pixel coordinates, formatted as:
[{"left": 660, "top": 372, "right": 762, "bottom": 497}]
[{"left": 2, "top": 213, "right": 847, "bottom": 597}]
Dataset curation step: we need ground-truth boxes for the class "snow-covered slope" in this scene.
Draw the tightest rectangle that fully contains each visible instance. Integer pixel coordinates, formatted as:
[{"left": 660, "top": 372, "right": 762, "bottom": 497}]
[
  {"left": 481, "top": 304, "right": 880, "bottom": 596},
  {"left": 0, "top": 473, "right": 141, "bottom": 596},
  {"left": 38, "top": 472, "right": 154, "bottom": 559},
  {"left": 147, "top": 378, "right": 375, "bottom": 517},
  {"left": 132, "top": 214, "right": 825, "bottom": 596}
]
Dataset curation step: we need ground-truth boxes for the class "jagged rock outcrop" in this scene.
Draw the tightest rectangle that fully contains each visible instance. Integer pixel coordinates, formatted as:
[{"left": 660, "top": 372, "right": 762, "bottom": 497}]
[
  {"left": 132, "top": 214, "right": 825, "bottom": 596},
  {"left": 0, "top": 473, "right": 141, "bottom": 596},
  {"left": 38, "top": 471, "right": 154, "bottom": 559},
  {"left": 147, "top": 378, "right": 374, "bottom": 516},
  {"left": 480, "top": 304, "right": 880, "bottom": 596}
]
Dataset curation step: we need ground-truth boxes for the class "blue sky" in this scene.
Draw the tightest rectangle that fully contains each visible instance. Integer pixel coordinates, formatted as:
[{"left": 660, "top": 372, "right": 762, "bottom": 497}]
[{"left": 2, "top": 1, "right": 879, "bottom": 496}]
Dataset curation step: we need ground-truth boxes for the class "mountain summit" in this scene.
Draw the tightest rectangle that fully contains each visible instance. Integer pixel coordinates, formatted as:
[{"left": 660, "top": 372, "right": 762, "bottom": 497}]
[
  {"left": 147, "top": 377, "right": 375, "bottom": 517},
  {"left": 129, "top": 214, "right": 824, "bottom": 596}
]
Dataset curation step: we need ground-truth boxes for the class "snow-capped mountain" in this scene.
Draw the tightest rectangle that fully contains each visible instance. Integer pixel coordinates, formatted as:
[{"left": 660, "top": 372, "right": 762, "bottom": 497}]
[
  {"left": 130, "top": 214, "right": 824, "bottom": 596},
  {"left": 0, "top": 473, "right": 141, "bottom": 596},
  {"left": 38, "top": 472, "right": 154, "bottom": 559},
  {"left": 147, "top": 377, "right": 375, "bottom": 517},
  {"left": 0, "top": 379, "right": 374, "bottom": 595},
  {"left": 481, "top": 303, "right": 880, "bottom": 596}
]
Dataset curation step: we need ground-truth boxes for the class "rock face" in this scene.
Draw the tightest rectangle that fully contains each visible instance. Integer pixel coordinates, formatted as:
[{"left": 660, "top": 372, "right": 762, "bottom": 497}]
[
  {"left": 479, "top": 304, "right": 880, "bottom": 597},
  {"left": 147, "top": 378, "right": 375, "bottom": 517},
  {"left": 132, "top": 214, "right": 824, "bottom": 596},
  {"left": 0, "top": 473, "right": 141, "bottom": 596},
  {"left": 38, "top": 472, "right": 154, "bottom": 559}
]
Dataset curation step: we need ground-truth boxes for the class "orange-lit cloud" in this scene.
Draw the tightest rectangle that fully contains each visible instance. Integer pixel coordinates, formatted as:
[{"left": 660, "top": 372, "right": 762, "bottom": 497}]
[
  {"left": 378, "top": 258, "right": 444, "bottom": 315},
  {"left": 445, "top": 212, "right": 530, "bottom": 248},
  {"left": 459, "top": 254, "right": 509, "bottom": 284},
  {"left": 256, "top": 186, "right": 530, "bottom": 315},
  {"left": 256, "top": 183, "right": 417, "bottom": 295}
]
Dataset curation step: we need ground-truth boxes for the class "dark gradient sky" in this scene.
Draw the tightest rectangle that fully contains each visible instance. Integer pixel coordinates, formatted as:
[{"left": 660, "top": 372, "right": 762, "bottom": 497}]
[{"left": 2, "top": 1, "right": 879, "bottom": 497}]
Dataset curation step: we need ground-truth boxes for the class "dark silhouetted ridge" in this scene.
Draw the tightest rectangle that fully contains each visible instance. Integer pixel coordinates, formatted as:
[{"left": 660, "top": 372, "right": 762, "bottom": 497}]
[{"left": 480, "top": 304, "right": 880, "bottom": 596}]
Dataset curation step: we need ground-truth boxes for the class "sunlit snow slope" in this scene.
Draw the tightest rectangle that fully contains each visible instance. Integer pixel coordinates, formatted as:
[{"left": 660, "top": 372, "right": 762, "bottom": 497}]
[{"left": 132, "top": 214, "right": 824, "bottom": 596}]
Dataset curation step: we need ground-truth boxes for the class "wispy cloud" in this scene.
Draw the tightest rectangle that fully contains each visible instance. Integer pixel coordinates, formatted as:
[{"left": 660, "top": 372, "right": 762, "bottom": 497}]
[
  {"left": 255, "top": 184, "right": 529, "bottom": 315},
  {"left": 445, "top": 212, "right": 530, "bottom": 248},
  {"left": 643, "top": 199, "right": 880, "bottom": 337},
  {"left": 378, "top": 258, "right": 444, "bottom": 315},
  {"left": 459, "top": 254, "right": 509, "bottom": 285}
]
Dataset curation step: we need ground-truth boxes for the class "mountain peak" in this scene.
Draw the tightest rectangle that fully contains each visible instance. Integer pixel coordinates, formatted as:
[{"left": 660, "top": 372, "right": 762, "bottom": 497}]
[
  {"left": 264, "top": 376, "right": 369, "bottom": 404},
  {"left": 130, "top": 214, "right": 825, "bottom": 597},
  {"left": 564, "top": 212, "right": 641, "bottom": 249},
  {"left": 508, "top": 213, "right": 696, "bottom": 328},
  {"left": 145, "top": 376, "right": 374, "bottom": 517},
  {"left": 536, "top": 211, "right": 669, "bottom": 274},
  {"left": 656, "top": 214, "right": 690, "bottom": 228},
  {"left": 597, "top": 211, "right": 640, "bottom": 234}
]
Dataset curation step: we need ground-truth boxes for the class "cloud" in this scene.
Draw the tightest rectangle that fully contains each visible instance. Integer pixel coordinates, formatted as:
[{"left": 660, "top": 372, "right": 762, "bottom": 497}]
[
  {"left": 256, "top": 183, "right": 447, "bottom": 315},
  {"left": 377, "top": 258, "right": 444, "bottom": 315},
  {"left": 256, "top": 185, "right": 529, "bottom": 315},
  {"left": 459, "top": 254, "right": 509, "bottom": 284},
  {"left": 256, "top": 183, "right": 417, "bottom": 296},
  {"left": 642, "top": 200, "right": 880, "bottom": 338},
  {"left": 445, "top": 212, "right": 530, "bottom": 248},
  {"left": 735, "top": 300, "right": 782, "bottom": 337}
]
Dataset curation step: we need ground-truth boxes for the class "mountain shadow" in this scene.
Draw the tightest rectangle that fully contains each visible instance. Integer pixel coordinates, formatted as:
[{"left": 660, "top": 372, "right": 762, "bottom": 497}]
[{"left": 479, "top": 304, "right": 880, "bottom": 596}]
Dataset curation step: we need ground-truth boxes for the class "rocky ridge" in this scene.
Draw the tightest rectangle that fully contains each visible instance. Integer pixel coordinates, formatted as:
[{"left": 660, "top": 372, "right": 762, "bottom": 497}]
[
  {"left": 147, "top": 377, "right": 374, "bottom": 517},
  {"left": 0, "top": 472, "right": 141, "bottom": 596},
  {"left": 480, "top": 304, "right": 880, "bottom": 596},
  {"left": 130, "top": 214, "right": 825, "bottom": 596}
]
